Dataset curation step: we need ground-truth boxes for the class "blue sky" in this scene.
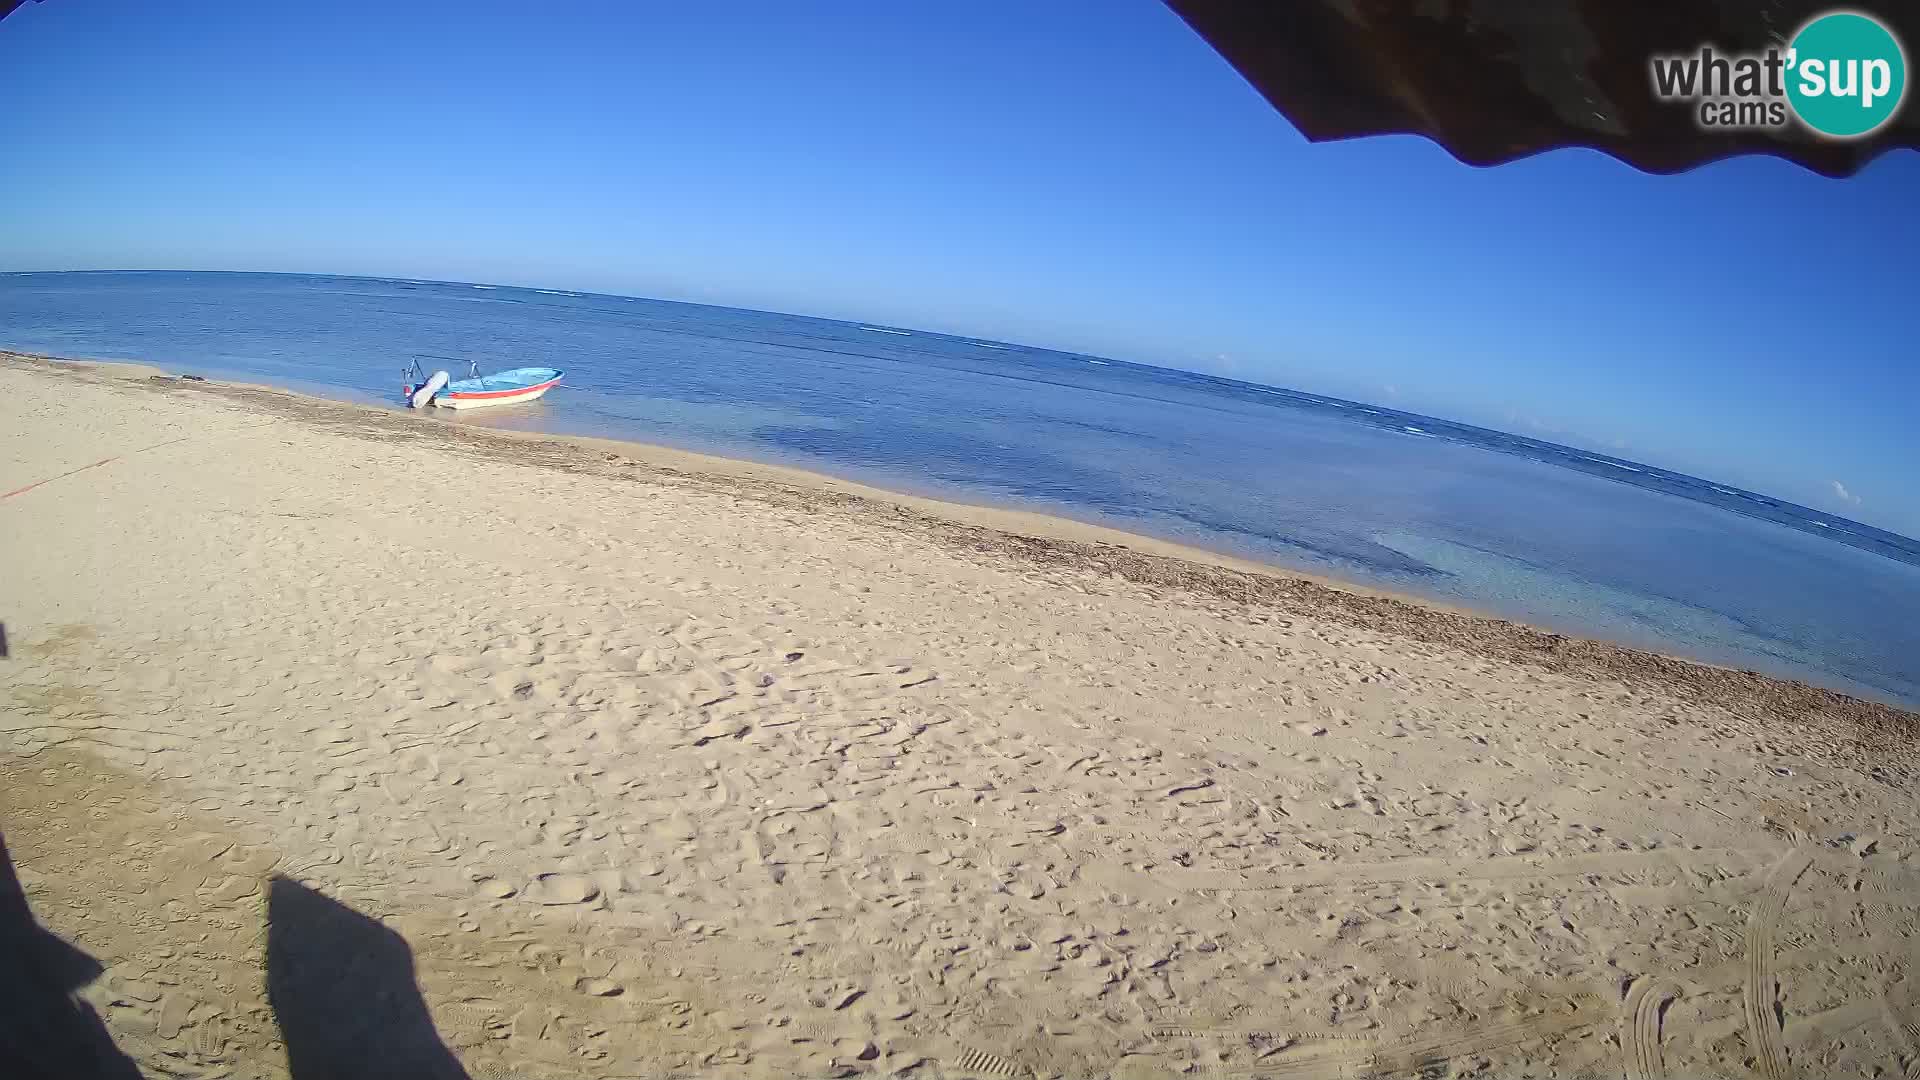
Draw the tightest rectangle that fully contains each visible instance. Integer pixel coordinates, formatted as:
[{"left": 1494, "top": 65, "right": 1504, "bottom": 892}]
[{"left": 2, "top": 0, "right": 1916, "bottom": 534}]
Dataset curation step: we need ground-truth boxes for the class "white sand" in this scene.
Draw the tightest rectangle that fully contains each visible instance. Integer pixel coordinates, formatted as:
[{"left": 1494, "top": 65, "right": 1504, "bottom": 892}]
[{"left": 3, "top": 355, "right": 1917, "bottom": 1079}]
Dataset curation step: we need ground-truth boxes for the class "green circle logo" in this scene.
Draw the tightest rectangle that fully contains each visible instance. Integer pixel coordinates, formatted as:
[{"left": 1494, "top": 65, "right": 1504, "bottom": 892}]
[{"left": 1786, "top": 11, "right": 1907, "bottom": 138}]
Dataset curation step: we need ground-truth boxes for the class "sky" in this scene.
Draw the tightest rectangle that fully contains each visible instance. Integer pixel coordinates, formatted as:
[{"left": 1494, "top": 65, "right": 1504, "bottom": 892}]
[{"left": 2, "top": 0, "right": 1916, "bottom": 535}]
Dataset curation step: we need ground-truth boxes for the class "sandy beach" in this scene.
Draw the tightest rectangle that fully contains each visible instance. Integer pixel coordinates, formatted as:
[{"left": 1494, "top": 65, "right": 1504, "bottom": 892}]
[{"left": 3, "top": 352, "right": 1917, "bottom": 1078}]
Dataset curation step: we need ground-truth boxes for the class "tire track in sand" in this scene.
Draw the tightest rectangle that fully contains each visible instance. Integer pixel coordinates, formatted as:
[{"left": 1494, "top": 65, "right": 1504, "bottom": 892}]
[
  {"left": 1171, "top": 1000, "right": 1606, "bottom": 1078},
  {"left": 1746, "top": 848, "right": 1813, "bottom": 1080},
  {"left": 1147, "top": 846, "right": 1769, "bottom": 894},
  {"left": 1621, "top": 978, "right": 1683, "bottom": 1080},
  {"left": 1887, "top": 995, "right": 1920, "bottom": 1080},
  {"left": 955, "top": 1047, "right": 1021, "bottom": 1076}
]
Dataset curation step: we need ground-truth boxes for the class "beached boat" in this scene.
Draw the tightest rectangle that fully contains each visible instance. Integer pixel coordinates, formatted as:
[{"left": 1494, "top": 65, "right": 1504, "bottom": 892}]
[
  {"left": 434, "top": 366, "right": 563, "bottom": 409},
  {"left": 404, "top": 362, "right": 563, "bottom": 410}
]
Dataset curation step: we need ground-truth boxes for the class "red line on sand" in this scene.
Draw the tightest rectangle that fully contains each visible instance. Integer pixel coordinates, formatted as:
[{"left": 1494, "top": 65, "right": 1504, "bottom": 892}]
[{"left": 2, "top": 437, "right": 191, "bottom": 501}]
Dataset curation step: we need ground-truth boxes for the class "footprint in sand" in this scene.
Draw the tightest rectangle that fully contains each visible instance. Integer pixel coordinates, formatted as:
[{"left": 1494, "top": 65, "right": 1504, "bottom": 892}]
[
  {"left": 156, "top": 992, "right": 194, "bottom": 1041},
  {"left": 524, "top": 872, "right": 599, "bottom": 905}
]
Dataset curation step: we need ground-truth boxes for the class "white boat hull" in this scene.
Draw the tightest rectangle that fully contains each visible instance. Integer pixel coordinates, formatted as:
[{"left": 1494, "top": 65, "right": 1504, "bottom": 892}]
[{"left": 433, "top": 382, "right": 558, "bottom": 409}]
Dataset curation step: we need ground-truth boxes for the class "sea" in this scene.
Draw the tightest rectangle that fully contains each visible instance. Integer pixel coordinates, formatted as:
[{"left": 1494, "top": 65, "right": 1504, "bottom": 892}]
[{"left": 6, "top": 270, "right": 1918, "bottom": 709}]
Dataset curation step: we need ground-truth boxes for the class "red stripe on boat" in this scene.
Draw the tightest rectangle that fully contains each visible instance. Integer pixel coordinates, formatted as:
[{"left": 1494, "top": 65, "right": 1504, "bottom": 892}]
[{"left": 441, "top": 377, "right": 561, "bottom": 400}]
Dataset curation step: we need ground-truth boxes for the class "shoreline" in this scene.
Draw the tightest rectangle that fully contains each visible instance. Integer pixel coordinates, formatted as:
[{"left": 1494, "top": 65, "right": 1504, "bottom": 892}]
[
  {"left": 9, "top": 349, "right": 1916, "bottom": 750},
  {"left": 8, "top": 347, "right": 1920, "bottom": 1077}
]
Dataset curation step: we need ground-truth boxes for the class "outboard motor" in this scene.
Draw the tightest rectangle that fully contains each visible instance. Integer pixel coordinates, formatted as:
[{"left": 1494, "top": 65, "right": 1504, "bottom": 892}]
[{"left": 409, "top": 370, "right": 450, "bottom": 409}]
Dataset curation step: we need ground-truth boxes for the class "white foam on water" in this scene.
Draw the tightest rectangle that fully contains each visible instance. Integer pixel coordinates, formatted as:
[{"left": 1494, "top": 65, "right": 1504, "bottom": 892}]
[
  {"left": 859, "top": 326, "right": 911, "bottom": 335},
  {"left": 1581, "top": 455, "right": 1644, "bottom": 473},
  {"left": 470, "top": 285, "right": 497, "bottom": 290},
  {"left": 1085, "top": 359, "right": 1110, "bottom": 366},
  {"left": 966, "top": 341, "right": 1008, "bottom": 349}
]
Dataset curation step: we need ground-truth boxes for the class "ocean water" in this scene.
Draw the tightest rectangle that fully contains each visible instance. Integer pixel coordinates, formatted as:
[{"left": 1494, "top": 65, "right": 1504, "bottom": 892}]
[{"left": 6, "top": 270, "right": 1919, "bottom": 709}]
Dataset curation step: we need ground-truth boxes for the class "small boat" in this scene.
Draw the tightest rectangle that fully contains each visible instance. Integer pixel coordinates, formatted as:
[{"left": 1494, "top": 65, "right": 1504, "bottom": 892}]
[
  {"left": 434, "top": 366, "right": 563, "bottom": 409},
  {"left": 403, "top": 361, "right": 563, "bottom": 410}
]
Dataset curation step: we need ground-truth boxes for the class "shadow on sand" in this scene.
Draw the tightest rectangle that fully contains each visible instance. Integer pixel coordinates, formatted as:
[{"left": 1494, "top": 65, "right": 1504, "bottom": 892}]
[
  {"left": 267, "top": 875, "right": 471, "bottom": 1080},
  {"left": 0, "top": 839, "right": 471, "bottom": 1080},
  {"left": 0, "top": 833, "right": 142, "bottom": 1080}
]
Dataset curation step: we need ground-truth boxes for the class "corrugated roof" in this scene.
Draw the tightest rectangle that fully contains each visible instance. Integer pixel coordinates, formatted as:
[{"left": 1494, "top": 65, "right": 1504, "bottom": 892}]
[{"left": 1166, "top": 0, "right": 1918, "bottom": 177}]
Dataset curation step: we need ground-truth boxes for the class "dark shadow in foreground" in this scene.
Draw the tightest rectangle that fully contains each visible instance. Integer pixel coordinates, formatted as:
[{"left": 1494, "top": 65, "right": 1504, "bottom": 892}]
[
  {"left": 267, "top": 875, "right": 470, "bottom": 1080},
  {"left": 0, "top": 833, "right": 142, "bottom": 1080}
]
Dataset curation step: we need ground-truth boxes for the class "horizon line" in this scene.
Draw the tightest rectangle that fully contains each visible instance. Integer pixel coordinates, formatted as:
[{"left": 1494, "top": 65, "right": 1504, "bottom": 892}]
[{"left": 3, "top": 265, "right": 1912, "bottom": 548}]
